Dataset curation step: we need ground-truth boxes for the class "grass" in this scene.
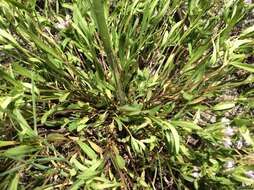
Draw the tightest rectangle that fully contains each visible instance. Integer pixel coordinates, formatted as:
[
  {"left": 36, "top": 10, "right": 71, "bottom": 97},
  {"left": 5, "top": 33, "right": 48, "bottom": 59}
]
[{"left": 0, "top": 0, "right": 254, "bottom": 189}]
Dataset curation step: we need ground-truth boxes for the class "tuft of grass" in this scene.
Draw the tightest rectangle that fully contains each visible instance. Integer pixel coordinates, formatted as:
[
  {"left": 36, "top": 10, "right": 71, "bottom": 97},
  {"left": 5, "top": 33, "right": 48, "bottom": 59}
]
[{"left": 0, "top": 0, "right": 254, "bottom": 189}]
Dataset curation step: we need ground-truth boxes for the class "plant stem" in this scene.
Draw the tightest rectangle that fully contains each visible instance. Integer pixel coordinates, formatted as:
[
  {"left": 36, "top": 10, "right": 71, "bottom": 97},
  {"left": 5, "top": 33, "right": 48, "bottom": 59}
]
[
  {"left": 91, "top": 0, "right": 126, "bottom": 104},
  {"left": 31, "top": 70, "right": 38, "bottom": 135}
]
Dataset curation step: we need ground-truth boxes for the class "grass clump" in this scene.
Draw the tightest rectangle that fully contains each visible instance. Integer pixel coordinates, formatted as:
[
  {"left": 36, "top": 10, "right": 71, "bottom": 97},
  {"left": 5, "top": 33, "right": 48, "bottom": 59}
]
[{"left": 0, "top": 0, "right": 254, "bottom": 189}]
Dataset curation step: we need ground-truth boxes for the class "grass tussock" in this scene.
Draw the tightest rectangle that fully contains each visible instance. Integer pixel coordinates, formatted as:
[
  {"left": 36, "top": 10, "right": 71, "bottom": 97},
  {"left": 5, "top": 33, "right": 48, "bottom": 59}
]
[{"left": 0, "top": 0, "right": 254, "bottom": 189}]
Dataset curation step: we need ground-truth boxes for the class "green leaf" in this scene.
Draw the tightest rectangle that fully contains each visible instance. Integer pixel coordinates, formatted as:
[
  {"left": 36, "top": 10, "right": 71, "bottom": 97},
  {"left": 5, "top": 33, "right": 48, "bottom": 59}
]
[
  {"left": 166, "top": 124, "right": 180, "bottom": 155},
  {"left": 239, "top": 127, "right": 254, "bottom": 147},
  {"left": 4, "top": 0, "right": 31, "bottom": 11},
  {"left": 28, "top": 33, "right": 62, "bottom": 60},
  {"left": 210, "top": 38, "right": 218, "bottom": 65},
  {"left": 91, "top": 0, "right": 125, "bottom": 102},
  {"left": 3, "top": 145, "right": 39, "bottom": 158},
  {"left": 170, "top": 121, "right": 202, "bottom": 131},
  {"left": 91, "top": 182, "right": 120, "bottom": 189},
  {"left": 12, "top": 63, "right": 45, "bottom": 82},
  {"left": 8, "top": 173, "right": 19, "bottom": 190},
  {"left": 165, "top": 129, "right": 180, "bottom": 155},
  {"left": 0, "top": 141, "right": 17, "bottom": 148},
  {"left": 232, "top": 173, "right": 254, "bottom": 185},
  {"left": 69, "top": 179, "right": 84, "bottom": 190},
  {"left": 118, "top": 104, "right": 143, "bottom": 115},
  {"left": 164, "top": 20, "right": 184, "bottom": 45},
  {"left": 77, "top": 140, "right": 97, "bottom": 160},
  {"left": 70, "top": 157, "right": 87, "bottom": 171},
  {"left": 0, "top": 69, "right": 22, "bottom": 87},
  {"left": 77, "top": 168, "right": 100, "bottom": 180},
  {"left": 0, "top": 94, "right": 22, "bottom": 110},
  {"left": 41, "top": 106, "right": 59, "bottom": 124},
  {"left": 76, "top": 117, "right": 89, "bottom": 132},
  {"left": 114, "top": 154, "right": 125, "bottom": 169},
  {"left": 0, "top": 28, "right": 20, "bottom": 46},
  {"left": 88, "top": 140, "right": 103, "bottom": 154},
  {"left": 13, "top": 109, "right": 36, "bottom": 137},
  {"left": 240, "top": 25, "right": 254, "bottom": 37},
  {"left": 59, "top": 92, "right": 70, "bottom": 102},
  {"left": 46, "top": 133, "right": 67, "bottom": 142},
  {"left": 131, "top": 137, "right": 142, "bottom": 154},
  {"left": 231, "top": 62, "right": 254, "bottom": 73},
  {"left": 213, "top": 102, "right": 235, "bottom": 111},
  {"left": 150, "top": 117, "right": 180, "bottom": 155}
]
